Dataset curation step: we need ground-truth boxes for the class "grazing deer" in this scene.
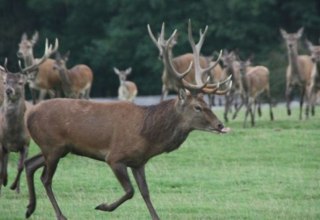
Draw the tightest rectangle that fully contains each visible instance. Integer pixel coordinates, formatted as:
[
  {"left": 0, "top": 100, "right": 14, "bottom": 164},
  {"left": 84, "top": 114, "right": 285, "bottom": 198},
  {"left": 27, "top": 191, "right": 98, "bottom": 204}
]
[
  {"left": 232, "top": 58, "right": 274, "bottom": 127},
  {"left": 305, "top": 39, "right": 320, "bottom": 118},
  {"left": 148, "top": 23, "right": 227, "bottom": 104},
  {"left": 113, "top": 67, "right": 138, "bottom": 102},
  {"left": 0, "top": 41, "right": 56, "bottom": 193},
  {"left": 53, "top": 51, "right": 93, "bottom": 99},
  {"left": 24, "top": 20, "right": 232, "bottom": 220},
  {"left": 220, "top": 50, "right": 243, "bottom": 122},
  {"left": 280, "top": 27, "right": 313, "bottom": 119},
  {"left": 17, "top": 31, "right": 60, "bottom": 104}
]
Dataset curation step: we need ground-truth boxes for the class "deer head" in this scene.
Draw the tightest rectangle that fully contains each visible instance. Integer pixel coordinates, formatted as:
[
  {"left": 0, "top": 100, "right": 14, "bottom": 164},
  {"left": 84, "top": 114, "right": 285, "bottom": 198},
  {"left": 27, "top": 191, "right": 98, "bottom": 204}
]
[
  {"left": 280, "top": 27, "right": 304, "bottom": 51},
  {"left": 306, "top": 39, "right": 320, "bottom": 63},
  {"left": 17, "top": 31, "right": 39, "bottom": 60},
  {"left": 113, "top": 67, "right": 132, "bottom": 83}
]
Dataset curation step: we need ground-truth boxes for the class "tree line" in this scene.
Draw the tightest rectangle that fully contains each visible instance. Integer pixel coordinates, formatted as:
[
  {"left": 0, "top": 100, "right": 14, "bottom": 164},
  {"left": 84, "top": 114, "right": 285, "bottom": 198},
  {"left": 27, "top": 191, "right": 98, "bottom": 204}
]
[{"left": 0, "top": 0, "right": 320, "bottom": 99}]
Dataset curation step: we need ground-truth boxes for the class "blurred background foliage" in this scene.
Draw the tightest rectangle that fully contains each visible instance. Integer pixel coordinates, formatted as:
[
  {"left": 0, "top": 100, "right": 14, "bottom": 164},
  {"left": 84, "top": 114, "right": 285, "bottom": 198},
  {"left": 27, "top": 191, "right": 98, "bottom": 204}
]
[{"left": 0, "top": 0, "right": 320, "bottom": 98}]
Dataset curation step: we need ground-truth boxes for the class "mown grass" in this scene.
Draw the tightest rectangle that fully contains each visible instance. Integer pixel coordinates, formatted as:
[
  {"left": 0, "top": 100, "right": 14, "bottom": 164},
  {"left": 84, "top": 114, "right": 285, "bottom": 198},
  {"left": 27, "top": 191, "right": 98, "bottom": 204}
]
[{"left": 0, "top": 105, "right": 319, "bottom": 220}]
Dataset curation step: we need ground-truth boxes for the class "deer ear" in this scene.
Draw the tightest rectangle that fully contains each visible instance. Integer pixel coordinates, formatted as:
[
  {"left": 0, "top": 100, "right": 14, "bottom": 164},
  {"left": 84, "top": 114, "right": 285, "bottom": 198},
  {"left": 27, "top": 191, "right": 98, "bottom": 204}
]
[
  {"left": 21, "top": 33, "right": 28, "bottom": 41},
  {"left": 113, "top": 67, "right": 120, "bottom": 75},
  {"left": 178, "top": 89, "right": 187, "bottom": 102},
  {"left": 31, "top": 31, "right": 39, "bottom": 45},
  {"left": 125, "top": 67, "right": 132, "bottom": 75},
  {"left": 305, "top": 39, "right": 313, "bottom": 51},
  {"left": 296, "top": 27, "right": 304, "bottom": 38},
  {"left": 280, "top": 28, "right": 287, "bottom": 38}
]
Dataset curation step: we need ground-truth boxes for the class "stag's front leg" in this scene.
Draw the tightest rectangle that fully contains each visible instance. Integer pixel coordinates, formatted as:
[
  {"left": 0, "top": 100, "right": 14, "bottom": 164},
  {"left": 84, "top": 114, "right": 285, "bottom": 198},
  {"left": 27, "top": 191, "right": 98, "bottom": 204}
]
[
  {"left": 132, "top": 165, "right": 160, "bottom": 220},
  {"left": 10, "top": 147, "right": 28, "bottom": 193},
  {"left": 0, "top": 147, "right": 9, "bottom": 192},
  {"left": 95, "top": 162, "right": 134, "bottom": 212}
]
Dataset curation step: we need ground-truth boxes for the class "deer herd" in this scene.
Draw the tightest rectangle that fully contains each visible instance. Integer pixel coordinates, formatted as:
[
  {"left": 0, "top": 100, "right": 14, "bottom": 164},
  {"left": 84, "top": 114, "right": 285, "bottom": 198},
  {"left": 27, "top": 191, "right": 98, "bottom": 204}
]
[{"left": 0, "top": 20, "right": 318, "bottom": 220}]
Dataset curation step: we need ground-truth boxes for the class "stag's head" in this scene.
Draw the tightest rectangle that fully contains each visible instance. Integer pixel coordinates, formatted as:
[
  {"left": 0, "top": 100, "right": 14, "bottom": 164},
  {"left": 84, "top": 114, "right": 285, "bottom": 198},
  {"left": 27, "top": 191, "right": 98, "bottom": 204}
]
[
  {"left": 280, "top": 27, "right": 304, "bottom": 50},
  {"left": 17, "top": 31, "right": 39, "bottom": 59},
  {"left": 306, "top": 40, "right": 320, "bottom": 63},
  {"left": 113, "top": 67, "right": 132, "bottom": 83}
]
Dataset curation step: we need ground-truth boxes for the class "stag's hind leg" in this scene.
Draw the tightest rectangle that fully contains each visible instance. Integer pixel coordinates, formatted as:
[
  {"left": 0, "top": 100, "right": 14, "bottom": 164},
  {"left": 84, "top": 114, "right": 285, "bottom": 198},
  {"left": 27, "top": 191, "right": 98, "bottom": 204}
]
[
  {"left": 10, "top": 146, "right": 28, "bottom": 193},
  {"left": 25, "top": 153, "right": 45, "bottom": 218},
  {"left": 95, "top": 162, "right": 134, "bottom": 212},
  {"left": 41, "top": 154, "right": 67, "bottom": 220}
]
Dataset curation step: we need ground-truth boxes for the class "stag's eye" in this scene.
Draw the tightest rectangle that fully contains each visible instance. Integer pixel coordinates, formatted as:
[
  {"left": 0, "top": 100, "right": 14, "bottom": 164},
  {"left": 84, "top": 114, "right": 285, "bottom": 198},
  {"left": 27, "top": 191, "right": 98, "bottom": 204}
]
[{"left": 194, "top": 105, "right": 202, "bottom": 112}]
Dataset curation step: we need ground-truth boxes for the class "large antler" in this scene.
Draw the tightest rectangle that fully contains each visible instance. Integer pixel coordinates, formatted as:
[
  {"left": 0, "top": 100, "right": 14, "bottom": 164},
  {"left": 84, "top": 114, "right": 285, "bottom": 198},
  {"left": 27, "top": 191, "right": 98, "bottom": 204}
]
[{"left": 18, "top": 38, "right": 59, "bottom": 74}]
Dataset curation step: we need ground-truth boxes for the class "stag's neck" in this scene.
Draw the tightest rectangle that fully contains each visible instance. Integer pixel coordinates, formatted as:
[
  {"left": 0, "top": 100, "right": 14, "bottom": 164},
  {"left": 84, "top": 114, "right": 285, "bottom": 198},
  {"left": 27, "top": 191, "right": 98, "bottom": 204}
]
[
  {"left": 141, "top": 99, "right": 191, "bottom": 157},
  {"left": 2, "top": 98, "right": 26, "bottom": 132}
]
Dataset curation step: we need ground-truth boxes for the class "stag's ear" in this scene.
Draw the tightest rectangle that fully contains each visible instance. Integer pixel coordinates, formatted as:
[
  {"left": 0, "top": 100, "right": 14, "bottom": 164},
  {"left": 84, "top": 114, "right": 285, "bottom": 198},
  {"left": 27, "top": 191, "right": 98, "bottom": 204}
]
[
  {"left": 305, "top": 39, "right": 313, "bottom": 51},
  {"left": 178, "top": 89, "right": 191, "bottom": 105}
]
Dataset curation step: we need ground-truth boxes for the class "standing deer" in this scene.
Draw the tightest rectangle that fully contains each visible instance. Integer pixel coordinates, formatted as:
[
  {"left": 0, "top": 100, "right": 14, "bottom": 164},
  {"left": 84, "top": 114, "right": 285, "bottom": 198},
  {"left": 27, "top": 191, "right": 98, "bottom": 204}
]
[
  {"left": 232, "top": 58, "right": 274, "bottom": 127},
  {"left": 0, "top": 41, "right": 56, "bottom": 193},
  {"left": 280, "top": 27, "right": 313, "bottom": 119},
  {"left": 147, "top": 23, "right": 227, "bottom": 104},
  {"left": 220, "top": 50, "right": 243, "bottom": 122},
  {"left": 24, "top": 20, "right": 232, "bottom": 220},
  {"left": 53, "top": 51, "right": 93, "bottom": 99},
  {"left": 17, "top": 31, "right": 60, "bottom": 104},
  {"left": 113, "top": 67, "right": 138, "bottom": 102},
  {"left": 305, "top": 39, "right": 320, "bottom": 118}
]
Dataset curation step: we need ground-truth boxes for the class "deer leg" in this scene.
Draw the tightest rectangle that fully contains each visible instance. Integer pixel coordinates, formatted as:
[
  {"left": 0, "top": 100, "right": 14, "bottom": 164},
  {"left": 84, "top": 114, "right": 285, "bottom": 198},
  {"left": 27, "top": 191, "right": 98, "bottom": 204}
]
[
  {"left": 285, "top": 85, "right": 293, "bottom": 116},
  {"left": 31, "top": 88, "right": 38, "bottom": 104},
  {"left": 132, "top": 165, "right": 160, "bottom": 220},
  {"left": 267, "top": 92, "right": 274, "bottom": 121},
  {"left": 208, "top": 94, "right": 215, "bottom": 107},
  {"left": 224, "top": 95, "right": 230, "bottom": 122},
  {"left": 299, "top": 88, "right": 306, "bottom": 120},
  {"left": 38, "top": 89, "right": 47, "bottom": 102},
  {"left": 232, "top": 94, "right": 245, "bottom": 120},
  {"left": 95, "top": 162, "right": 134, "bottom": 212},
  {"left": 251, "top": 98, "right": 256, "bottom": 126},
  {"left": 243, "top": 104, "right": 250, "bottom": 128},
  {"left": 10, "top": 146, "right": 28, "bottom": 193},
  {"left": 41, "top": 155, "right": 67, "bottom": 220},
  {"left": 25, "top": 153, "right": 45, "bottom": 219},
  {"left": 257, "top": 99, "right": 262, "bottom": 117},
  {"left": 0, "top": 148, "right": 9, "bottom": 192}
]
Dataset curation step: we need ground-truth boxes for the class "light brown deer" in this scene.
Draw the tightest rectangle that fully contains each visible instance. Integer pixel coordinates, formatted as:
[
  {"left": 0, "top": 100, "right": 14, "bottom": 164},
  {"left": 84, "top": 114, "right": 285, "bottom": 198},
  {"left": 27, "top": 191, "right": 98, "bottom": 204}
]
[
  {"left": 0, "top": 41, "right": 56, "bottom": 194},
  {"left": 220, "top": 50, "right": 243, "bottom": 122},
  {"left": 305, "top": 39, "right": 320, "bottom": 118},
  {"left": 232, "top": 58, "right": 274, "bottom": 127},
  {"left": 148, "top": 23, "right": 227, "bottom": 104},
  {"left": 113, "top": 67, "right": 138, "bottom": 102},
  {"left": 24, "top": 21, "right": 231, "bottom": 220},
  {"left": 17, "top": 31, "right": 60, "bottom": 104},
  {"left": 53, "top": 51, "right": 93, "bottom": 99},
  {"left": 280, "top": 27, "right": 313, "bottom": 119}
]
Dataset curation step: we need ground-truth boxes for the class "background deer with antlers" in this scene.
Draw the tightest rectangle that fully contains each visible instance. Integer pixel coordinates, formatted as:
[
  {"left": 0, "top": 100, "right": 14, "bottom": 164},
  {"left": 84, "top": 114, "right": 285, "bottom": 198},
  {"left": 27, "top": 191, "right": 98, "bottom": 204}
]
[
  {"left": 17, "top": 31, "right": 60, "bottom": 104},
  {"left": 0, "top": 39, "right": 57, "bottom": 193},
  {"left": 24, "top": 20, "right": 231, "bottom": 220},
  {"left": 147, "top": 23, "right": 228, "bottom": 105}
]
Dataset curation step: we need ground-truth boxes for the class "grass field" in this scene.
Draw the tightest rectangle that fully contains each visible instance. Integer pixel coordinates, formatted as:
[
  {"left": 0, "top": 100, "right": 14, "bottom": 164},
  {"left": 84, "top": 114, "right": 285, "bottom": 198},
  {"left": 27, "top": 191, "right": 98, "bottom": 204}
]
[{"left": 0, "top": 105, "right": 319, "bottom": 220}]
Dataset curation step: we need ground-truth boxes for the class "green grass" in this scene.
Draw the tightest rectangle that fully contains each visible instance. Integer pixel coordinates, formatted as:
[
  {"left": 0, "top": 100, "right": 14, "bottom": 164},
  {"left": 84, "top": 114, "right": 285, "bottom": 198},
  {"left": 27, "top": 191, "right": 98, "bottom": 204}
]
[{"left": 0, "top": 105, "right": 320, "bottom": 220}]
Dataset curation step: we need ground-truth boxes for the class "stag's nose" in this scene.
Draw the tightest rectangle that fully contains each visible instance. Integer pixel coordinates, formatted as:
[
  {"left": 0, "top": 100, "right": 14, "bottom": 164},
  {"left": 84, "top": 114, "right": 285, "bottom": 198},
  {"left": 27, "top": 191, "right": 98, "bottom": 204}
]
[{"left": 217, "top": 123, "right": 224, "bottom": 131}]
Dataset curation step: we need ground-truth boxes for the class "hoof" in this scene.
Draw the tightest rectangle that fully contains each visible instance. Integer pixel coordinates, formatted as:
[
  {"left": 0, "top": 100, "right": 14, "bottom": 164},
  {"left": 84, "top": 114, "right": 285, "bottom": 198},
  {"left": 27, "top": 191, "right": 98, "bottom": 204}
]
[
  {"left": 95, "top": 203, "right": 114, "bottom": 212},
  {"left": 26, "top": 204, "right": 35, "bottom": 218}
]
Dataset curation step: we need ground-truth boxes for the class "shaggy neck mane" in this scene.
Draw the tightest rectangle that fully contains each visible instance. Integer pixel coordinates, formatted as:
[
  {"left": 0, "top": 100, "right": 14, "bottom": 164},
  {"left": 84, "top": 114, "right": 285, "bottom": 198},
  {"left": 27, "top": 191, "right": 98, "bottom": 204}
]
[{"left": 140, "top": 99, "right": 188, "bottom": 148}]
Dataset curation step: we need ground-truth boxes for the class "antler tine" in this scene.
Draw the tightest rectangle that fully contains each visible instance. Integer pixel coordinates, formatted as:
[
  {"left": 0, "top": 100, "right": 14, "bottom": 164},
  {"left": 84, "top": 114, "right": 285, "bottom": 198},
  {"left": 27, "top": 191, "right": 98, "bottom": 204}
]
[
  {"left": 160, "top": 22, "right": 165, "bottom": 42},
  {"left": 3, "top": 57, "right": 10, "bottom": 72},
  {"left": 188, "top": 19, "right": 219, "bottom": 89},
  {"left": 147, "top": 24, "right": 159, "bottom": 47}
]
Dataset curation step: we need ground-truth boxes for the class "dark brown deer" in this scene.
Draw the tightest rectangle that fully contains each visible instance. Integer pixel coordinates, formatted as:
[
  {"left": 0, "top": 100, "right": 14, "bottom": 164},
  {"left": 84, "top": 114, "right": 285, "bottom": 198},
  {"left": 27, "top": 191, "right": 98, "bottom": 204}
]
[
  {"left": 280, "top": 27, "right": 313, "bottom": 119},
  {"left": 24, "top": 21, "right": 232, "bottom": 220},
  {"left": 113, "top": 67, "right": 138, "bottom": 102},
  {"left": 148, "top": 22, "right": 228, "bottom": 104},
  {"left": 17, "top": 31, "right": 60, "bottom": 104},
  {"left": 305, "top": 39, "right": 320, "bottom": 118},
  {"left": 53, "top": 51, "right": 93, "bottom": 99},
  {"left": 0, "top": 41, "right": 56, "bottom": 193}
]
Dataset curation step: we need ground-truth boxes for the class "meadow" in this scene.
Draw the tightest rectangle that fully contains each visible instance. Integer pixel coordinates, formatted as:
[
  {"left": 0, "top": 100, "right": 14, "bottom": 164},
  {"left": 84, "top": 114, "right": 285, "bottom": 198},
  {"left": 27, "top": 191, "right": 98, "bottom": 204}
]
[{"left": 0, "top": 104, "right": 319, "bottom": 220}]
